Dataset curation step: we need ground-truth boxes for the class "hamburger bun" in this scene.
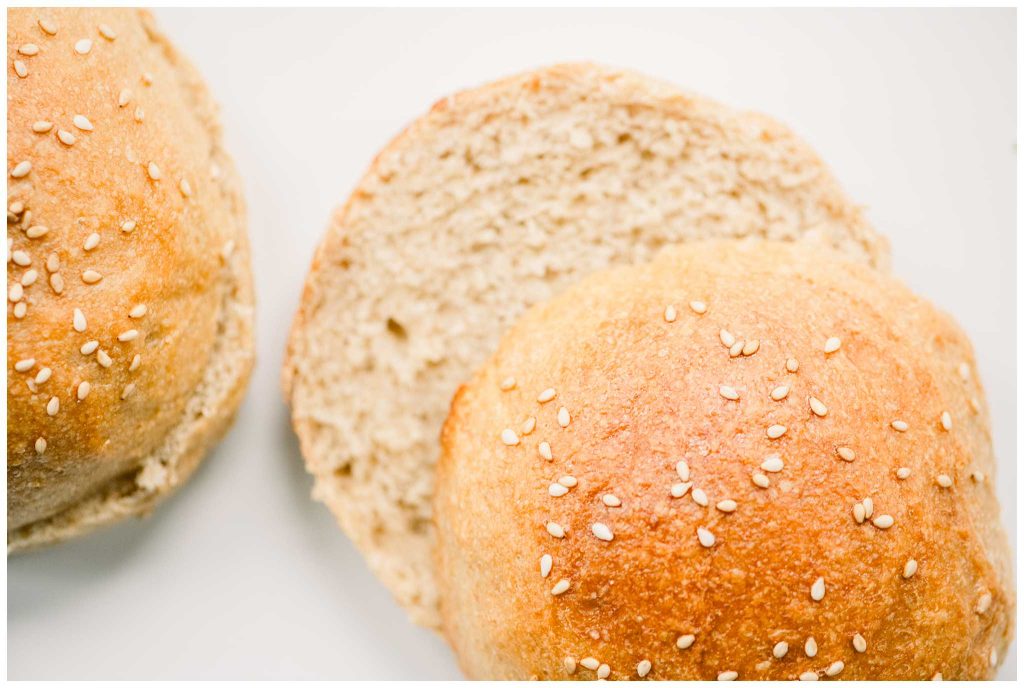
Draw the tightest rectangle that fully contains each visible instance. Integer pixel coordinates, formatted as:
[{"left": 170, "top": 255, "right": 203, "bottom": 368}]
[
  {"left": 283, "top": 63, "right": 888, "bottom": 625},
  {"left": 435, "top": 240, "right": 1012, "bottom": 680},
  {"left": 7, "top": 8, "right": 254, "bottom": 550}
]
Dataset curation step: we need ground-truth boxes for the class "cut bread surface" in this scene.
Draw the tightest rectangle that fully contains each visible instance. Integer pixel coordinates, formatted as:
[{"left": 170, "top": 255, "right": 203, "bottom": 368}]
[{"left": 284, "top": 63, "right": 886, "bottom": 626}]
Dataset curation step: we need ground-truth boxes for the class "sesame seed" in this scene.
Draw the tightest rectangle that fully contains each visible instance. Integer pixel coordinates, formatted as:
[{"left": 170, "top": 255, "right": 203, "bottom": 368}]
[
  {"left": 134, "top": 107, "right": 145, "bottom": 122},
  {"left": 73, "top": 114, "right": 94, "bottom": 131},
  {"left": 18, "top": 43, "right": 40, "bottom": 56},
  {"left": 689, "top": 300, "right": 707, "bottom": 314},
  {"left": 697, "top": 526, "right": 715, "bottom": 548},
  {"left": 810, "top": 577, "right": 825, "bottom": 601},
  {"left": 772, "top": 641, "right": 789, "bottom": 659},
  {"left": 716, "top": 499, "right": 737, "bottom": 513},
  {"left": 786, "top": 357, "right": 799, "bottom": 373},
  {"left": 676, "top": 460, "right": 690, "bottom": 481},
  {"left": 808, "top": 396, "right": 828, "bottom": 417},
  {"left": 719, "top": 385, "right": 739, "bottom": 400},
  {"left": 551, "top": 579, "right": 570, "bottom": 596},
  {"left": 57, "top": 129, "right": 76, "bottom": 146},
  {"left": 12, "top": 250, "right": 31, "bottom": 266},
  {"left": 800, "top": 672, "right": 818, "bottom": 681},
  {"left": 891, "top": 420, "right": 908, "bottom": 432},
  {"left": 719, "top": 329, "right": 735, "bottom": 347},
  {"left": 147, "top": 162, "right": 162, "bottom": 180},
  {"left": 596, "top": 664, "right": 610, "bottom": 680},
  {"left": 766, "top": 424, "right": 787, "bottom": 439},
  {"left": 671, "top": 482, "right": 692, "bottom": 498},
  {"left": 676, "top": 634, "right": 695, "bottom": 649},
  {"left": 34, "top": 367, "right": 51, "bottom": 383},
  {"left": 557, "top": 407, "right": 570, "bottom": 427},
  {"left": 592, "top": 523, "right": 613, "bottom": 541},
  {"left": 742, "top": 339, "right": 759, "bottom": 356},
  {"left": 500, "top": 428, "right": 519, "bottom": 446},
  {"left": 969, "top": 397, "right": 980, "bottom": 414},
  {"left": 546, "top": 522, "right": 565, "bottom": 538},
  {"left": 990, "top": 648, "right": 998, "bottom": 667},
  {"left": 82, "top": 269, "right": 102, "bottom": 284},
  {"left": 38, "top": 18, "right": 58, "bottom": 35},
  {"left": 72, "top": 308, "right": 87, "bottom": 332},
  {"left": 863, "top": 497, "right": 873, "bottom": 518},
  {"left": 118, "top": 329, "right": 139, "bottom": 342},
  {"left": 717, "top": 670, "right": 737, "bottom": 681},
  {"left": 752, "top": 472, "right": 770, "bottom": 488},
  {"left": 558, "top": 476, "right": 577, "bottom": 488},
  {"left": 46, "top": 396, "right": 59, "bottom": 416},
  {"left": 872, "top": 514, "right": 894, "bottom": 529},
  {"left": 82, "top": 233, "right": 100, "bottom": 251},
  {"left": 538, "top": 442, "right": 552, "bottom": 461},
  {"left": 35, "top": 437, "right": 47, "bottom": 454},
  {"left": 120, "top": 383, "right": 136, "bottom": 400},
  {"left": 971, "top": 471, "right": 985, "bottom": 483},
  {"left": 129, "top": 354, "right": 141, "bottom": 372},
  {"left": 537, "top": 388, "right": 556, "bottom": 403},
  {"left": 32, "top": 120, "right": 52, "bottom": 133},
  {"left": 26, "top": 225, "right": 49, "bottom": 239},
  {"left": 97, "top": 23, "right": 117, "bottom": 40},
  {"left": 836, "top": 446, "right": 855, "bottom": 462},
  {"left": 728, "top": 341, "right": 744, "bottom": 357},
  {"left": 691, "top": 488, "right": 709, "bottom": 507},
  {"left": 45, "top": 252, "right": 59, "bottom": 272},
  {"left": 521, "top": 416, "right": 536, "bottom": 435},
  {"left": 9, "top": 283, "right": 24, "bottom": 302},
  {"left": 14, "top": 60, "right": 28, "bottom": 78},
  {"left": 637, "top": 659, "right": 652, "bottom": 678},
  {"left": 14, "top": 358, "right": 36, "bottom": 372},
  {"left": 549, "top": 483, "right": 569, "bottom": 497},
  {"left": 977, "top": 591, "right": 992, "bottom": 614},
  {"left": 770, "top": 385, "right": 789, "bottom": 401},
  {"left": 824, "top": 336, "right": 841, "bottom": 353},
  {"left": 11, "top": 161, "right": 32, "bottom": 178},
  {"left": 80, "top": 340, "right": 99, "bottom": 355},
  {"left": 499, "top": 376, "right": 516, "bottom": 391},
  {"left": 664, "top": 304, "right": 677, "bottom": 322},
  {"left": 118, "top": 88, "right": 132, "bottom": 107},
  {"left": 825, "top": 663, "right": 844, "bottom": 678},
  {"left": 852, "top": 633, "right": 867, "bottom": 653},
  {"left": 897, "top": 467, "right": 911, "bottom": 479},
  {"left": 853, "top": 503, "right": 866, "bottom": 524},
  {"left": 940, "top": 411, "right": 952, "bottom": 431},
  {"left": 564, "top": 657, "right": 577, "bottom": 675},
  {"left": 931, "top": 674, "right": 942, "bottom": 681},
  {"left": 580, "top": 658, "right": 599, "bottom": 671},
  {"left": 121, "top": 219, "right": 137, "bottom": 233},
  {"left": 13, "top": 302, "right": 26, "bottom": 318},
  {"left": 804, "top": 636, "right": 817, "bottom": 658},
  {"left": 936, "top": 474, "right": 953, "bottom": 488},
  {"left": 77, "top": 381, "right": 91, "bottom": 400},
  {"left": 180, "top": 179, "right": 192, "bottom": 197},
  {"left": 958, "top": 362, "right": 970, "bottom": 380},
  {"left": 49, "top": 273, "right": 64, "bottom": 294},
  {"left": 97, "top": 350, "right": 112, "bottom": 368},
  {"left": 903, "top": 559, "right": 918, "bottom": 578},
  {"left": 761, "top": 455, "right": 784, "bottom": 473},
  {"left": 602, "top": 494, "right": 621, "bottom": 507},
  {"left": 539, "top": 554, "right": 552, "bottom": 578},
  {"left": 127, "top": 304, "right": 148, "bottom": 318},
  {"left": 75, "top": 38, "right": 92, "bottom": 54}
]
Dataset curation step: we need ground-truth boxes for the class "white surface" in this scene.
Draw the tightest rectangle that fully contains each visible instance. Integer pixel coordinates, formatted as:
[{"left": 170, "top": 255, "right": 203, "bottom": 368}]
[{"left": 8, "top": 8, "right": 1016, "bottom": 680}]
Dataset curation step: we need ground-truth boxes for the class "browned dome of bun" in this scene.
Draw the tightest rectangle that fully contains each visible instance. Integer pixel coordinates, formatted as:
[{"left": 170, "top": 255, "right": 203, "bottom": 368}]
[
  {"left": 435, "top": 240, "right": 1012, "bottom": 680},
  {"left": 7, "top": 8, "right": 254, "bottom": 549}
]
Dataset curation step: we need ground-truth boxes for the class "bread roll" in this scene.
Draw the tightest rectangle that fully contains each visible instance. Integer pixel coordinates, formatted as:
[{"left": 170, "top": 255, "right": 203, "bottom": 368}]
[
  {"left": 435, "top": 240, "right": 1012, "bottom": 680},
  {"left": 284, "top": 63, "right": 887, "bottom": 625},
  {"left": 7, "top": 8, "right": 254, "bottom": 550}
]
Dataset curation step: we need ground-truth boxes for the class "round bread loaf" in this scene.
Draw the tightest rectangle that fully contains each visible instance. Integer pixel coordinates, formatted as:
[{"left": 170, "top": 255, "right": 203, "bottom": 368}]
[
  {"left": 7, "top": 8, "right": 254, "bottom": 550},
  {"left": 284, "top": 63, "right": 888, "bottom": 625},
  {"left": 435, "top": 240, "right": 1012, "bottom": 680}
]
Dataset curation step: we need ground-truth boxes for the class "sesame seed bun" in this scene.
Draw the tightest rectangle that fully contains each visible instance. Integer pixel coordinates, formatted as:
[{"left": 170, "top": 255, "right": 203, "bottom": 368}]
[
  {"left": 283, "top": 63, "right": 888, "bottom": 626},
  {"left": 7, "top": 8, "right": 254, "bottom": 550},
  {"left": 435, "top": 240, "right": 1012, "bottom": 680}
]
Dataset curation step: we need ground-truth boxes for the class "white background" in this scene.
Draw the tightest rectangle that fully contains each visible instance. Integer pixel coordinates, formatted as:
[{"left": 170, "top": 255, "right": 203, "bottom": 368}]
[{"left": 8, "top": 8, "right": 1016, "bottom": 680}]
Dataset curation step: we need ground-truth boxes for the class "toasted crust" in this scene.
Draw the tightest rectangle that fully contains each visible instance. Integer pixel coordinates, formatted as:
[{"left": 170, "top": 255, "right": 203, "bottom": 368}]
[
  {"left": 7, "top": 8, "right": 254, "bottom": 549},
  {"left": 435, "top": 240, "right": 1012, "bottom": 680},
  {"left": 284, "top": 63, "right": 890, "bottom": 626}
]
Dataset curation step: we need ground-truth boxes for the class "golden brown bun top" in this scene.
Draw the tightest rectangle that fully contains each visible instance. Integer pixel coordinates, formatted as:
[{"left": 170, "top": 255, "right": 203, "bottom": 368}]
[
  {"left": 435, "top": 240, "right": 1012, "bottom": 680},
  {"left": 7, "top": 8, "right": 238, "bottom": 529}
]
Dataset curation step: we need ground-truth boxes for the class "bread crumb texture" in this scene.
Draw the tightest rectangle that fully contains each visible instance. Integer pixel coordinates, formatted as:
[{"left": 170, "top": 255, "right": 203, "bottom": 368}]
[
  {"left": 284, "top": 63, "right": 889, "bottom": 625},
  {"left": 435, "top": 240, "right": 1011, "bottom": 680},
  {"left": 7, "top": 8, "right": 254, "bottom": 550}
]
